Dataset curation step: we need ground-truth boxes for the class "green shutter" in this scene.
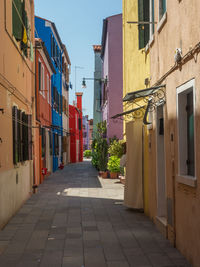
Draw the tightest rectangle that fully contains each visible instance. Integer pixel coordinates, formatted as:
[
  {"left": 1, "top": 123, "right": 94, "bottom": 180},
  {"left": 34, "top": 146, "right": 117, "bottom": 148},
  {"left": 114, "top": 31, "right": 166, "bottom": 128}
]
[
  {"left": 138, "top": 0, "right": 149, "bottom": 49},
  {"left": 18, "top": 109, "right": 23, "bottom": 162},
  {"left": 12, "top": 106, "right": 18, "bottom": 164},
  {"left": 144, "top": 0, "right": 150, "bottom": 46},
  {"left": 21, "top": 3, "right": 28, "bottom": 57},
  {"left": 28, "top": 115, "right": 32, "bottom": 160},
  {"left": 22, "top": 112, "right": 29, "bottom": 161},
  {"left": 138, "top": 0, "right": 145, "bottom": 49},
  {"left": 12, "top": 0, "right": 23, "bottom": 41}
]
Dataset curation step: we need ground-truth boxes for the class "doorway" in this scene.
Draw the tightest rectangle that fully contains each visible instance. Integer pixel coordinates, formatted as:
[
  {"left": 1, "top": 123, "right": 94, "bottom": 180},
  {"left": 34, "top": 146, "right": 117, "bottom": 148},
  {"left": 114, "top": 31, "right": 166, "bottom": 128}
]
[{"left": 156, "top": 105, "right": 167, "bottom": 221}]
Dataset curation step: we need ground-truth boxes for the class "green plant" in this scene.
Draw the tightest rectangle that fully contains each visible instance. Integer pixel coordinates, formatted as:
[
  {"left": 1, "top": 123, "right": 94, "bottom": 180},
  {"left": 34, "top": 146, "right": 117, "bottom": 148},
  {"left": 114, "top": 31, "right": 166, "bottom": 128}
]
[
  {"left": 84, "top": 150, "right": 92, "bottom": 158},
  {"left": 96, "top": 138, "right": 108, "bottom": 171},
  {"left": 107, "top": 156, "right": 121, "bottom": 173},
  {"left": 108, "top": 140, "right": 124, "bottom": 158},
  {"left": 91, "top": 151, "right": 99, "bottom": 169},
  {"left": 91, "top": 122, "right": 108, "bottom": 171}
]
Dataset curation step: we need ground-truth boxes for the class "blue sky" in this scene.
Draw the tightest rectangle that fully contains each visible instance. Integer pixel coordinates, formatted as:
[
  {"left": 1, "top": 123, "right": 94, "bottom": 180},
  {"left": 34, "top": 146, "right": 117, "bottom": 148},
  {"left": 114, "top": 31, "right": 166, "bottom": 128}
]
[{"left": 35, "top": 0, "right": 122, "bottom": 119}]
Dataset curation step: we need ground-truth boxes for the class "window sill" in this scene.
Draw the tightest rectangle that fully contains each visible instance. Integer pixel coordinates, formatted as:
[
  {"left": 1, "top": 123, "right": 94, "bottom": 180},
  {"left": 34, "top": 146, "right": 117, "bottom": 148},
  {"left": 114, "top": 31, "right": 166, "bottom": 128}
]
[
  {"left": 145, "top": 34, "right": 155, "bottom": 53},
  {"left": 157, "top": 12, "right": 167, "bottom": 33},
  {"left": 176, "top": 175, "right": 197, "bottom": 187}
]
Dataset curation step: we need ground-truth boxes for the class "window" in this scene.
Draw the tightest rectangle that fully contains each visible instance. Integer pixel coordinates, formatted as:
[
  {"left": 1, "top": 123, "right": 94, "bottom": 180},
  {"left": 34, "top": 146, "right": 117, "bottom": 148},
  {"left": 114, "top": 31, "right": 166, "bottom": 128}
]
[
  {"left": 138, "top": 0, "right": 149, "bottom": 49},
  {"left": 59, "top": 94, "right": 62, "bottom": 114},
  {"left": 38, "top": 61, "right": 41, "bottom": 91},
  {"left": 42, "top": 65, "right": 45, "bottom": 97},
  {"left": 12, "top": 106, "right": 32, "bottom": 164},
  {"left": 12, "top": 0, "right": 23, "bottom": 41},
  {"left": 177, "top": 79, "right": 195, "bottom": 178},
  {"left": 12, "top": 0, "right": 30, "bottom": 57},
  {"left": 49, "top": 131, "right": 53, "bottom": 155},
  {"left": 54, "top": 133, "right": 59, "bottom": 156},
  {"left": 149, "top": 0, "right": 155, "bottom": 37},
  {"left": 78, "top": 118, "right": 82, "bottom": 130},
  {"left": 159, "top": 0, "right": 166, "bottom": 20},
  {"left": 103, "top": 83, "right": 107, "bottom": 105},
  {"left": 41, "top": 128, "right": 46, "bottom": 158},
  {"left": 47, "top": 74, "right": 50, "bottom": 103}
]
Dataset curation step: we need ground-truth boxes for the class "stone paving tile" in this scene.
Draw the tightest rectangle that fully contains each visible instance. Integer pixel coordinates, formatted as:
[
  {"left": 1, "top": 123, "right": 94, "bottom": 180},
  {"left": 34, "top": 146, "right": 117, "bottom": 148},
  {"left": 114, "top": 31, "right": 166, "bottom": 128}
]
[
  {"left": 39, "top": 250, "right": 63, "bottom": 267},
  {"left": 62, "top": 255, "right": 83, "bottom": 267},
  {"left": 107, "top": 261, "right": 130, "bottom": 267},
  {"left": 84, "top": 247, "right": 107, "bottom": 267},
  {"left": 0, "top": 161, "right": 191, "bottom": 267}
]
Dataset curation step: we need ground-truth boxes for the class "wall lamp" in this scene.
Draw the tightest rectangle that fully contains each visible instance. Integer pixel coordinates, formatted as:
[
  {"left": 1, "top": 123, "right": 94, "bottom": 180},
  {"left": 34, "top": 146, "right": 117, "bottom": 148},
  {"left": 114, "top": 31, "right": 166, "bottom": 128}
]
[{"left": 82, "top": 76, "right": 108, "bottom": 88}]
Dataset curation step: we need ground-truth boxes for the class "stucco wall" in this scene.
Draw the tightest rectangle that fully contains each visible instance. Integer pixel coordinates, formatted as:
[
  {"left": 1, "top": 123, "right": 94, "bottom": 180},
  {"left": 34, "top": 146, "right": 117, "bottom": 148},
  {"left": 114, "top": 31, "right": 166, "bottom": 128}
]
[
  {"left": 123, "top": 0, "right": 150, "bottom": 214},
  {"left": 102, "top": 14, "right": 123, "bottom": 140},
  {"left": 93, "top": 50, "right": 102, "bottom": 136},
  {"left": 149, "top": 1, "right": 200, "bottom": 265},
  {"left": 0, "top": 0, "right": 35, "bottom": 228},
  {"left": 0, "top": 163, "right": 32, "bottom": 228}
]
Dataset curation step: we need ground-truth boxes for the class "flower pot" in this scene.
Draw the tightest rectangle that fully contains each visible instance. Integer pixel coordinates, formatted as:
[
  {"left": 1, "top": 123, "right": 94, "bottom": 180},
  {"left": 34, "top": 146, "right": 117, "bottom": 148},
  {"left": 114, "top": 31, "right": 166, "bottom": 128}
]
[
  {"left": 101, "top": 171, "right": 108, "bottom": 178},
  {"left": 119, "top": 175, "right": 126, "bottom": 185},
  {"left": 110, "top": 172, "right": 118, "bottom": 179}
]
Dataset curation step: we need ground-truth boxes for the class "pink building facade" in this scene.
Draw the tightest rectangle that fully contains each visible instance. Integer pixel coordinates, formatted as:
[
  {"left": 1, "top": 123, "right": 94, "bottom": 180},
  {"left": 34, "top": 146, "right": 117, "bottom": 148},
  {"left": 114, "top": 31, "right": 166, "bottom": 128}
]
[{"left": 101, "top": 14, "right": 123, "bottom": 141}]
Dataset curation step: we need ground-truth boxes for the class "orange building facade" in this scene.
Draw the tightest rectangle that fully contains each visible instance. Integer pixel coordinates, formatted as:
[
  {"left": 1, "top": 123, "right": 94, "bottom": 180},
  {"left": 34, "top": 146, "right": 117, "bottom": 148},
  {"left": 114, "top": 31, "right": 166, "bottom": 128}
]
[{"left": 0, "top": 0, "right": 35, "bottom": 228}]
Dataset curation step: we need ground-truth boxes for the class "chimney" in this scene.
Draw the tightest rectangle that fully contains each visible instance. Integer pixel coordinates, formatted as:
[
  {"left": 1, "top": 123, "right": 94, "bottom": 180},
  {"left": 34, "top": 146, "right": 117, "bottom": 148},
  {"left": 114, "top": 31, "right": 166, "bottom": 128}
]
[{"left": 76, "top": 92, "right": 83, "bottom": 112}]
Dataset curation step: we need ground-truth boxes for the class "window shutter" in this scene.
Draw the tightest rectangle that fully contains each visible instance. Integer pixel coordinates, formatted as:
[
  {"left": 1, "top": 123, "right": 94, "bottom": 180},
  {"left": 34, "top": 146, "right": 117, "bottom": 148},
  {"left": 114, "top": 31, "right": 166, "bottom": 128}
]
[
  {"left": 49, "top": 131, "right": 53, "bottom": 155},
  {"left": 41, "top": 128, "right": 46, "bottom": 158},
  {"left": 28, "top": 115, "right": 32, "bottom": 160},
  {"left": 138, "top": 0, "right": 149, "bottom": 49},
  {"left": 18, "top": 109, "right": 23, "bottom": 162},
  {"left": 138, "top": 0, "right": 145, "bottom": 49},
  {"left": 22, "top": 112, "right": 28, "bottom": 161},
  {"left": 144, "top": 0, "right": 150, "bottom": 45},
  {"left": 12, "top": 0, "right": 23, "bottom": 41},
  {"left": 12, "top": 106, "right": 18, "bottom": 164},
  {"left": 21, "top": 5, "right": 28, "bottom": 57}
]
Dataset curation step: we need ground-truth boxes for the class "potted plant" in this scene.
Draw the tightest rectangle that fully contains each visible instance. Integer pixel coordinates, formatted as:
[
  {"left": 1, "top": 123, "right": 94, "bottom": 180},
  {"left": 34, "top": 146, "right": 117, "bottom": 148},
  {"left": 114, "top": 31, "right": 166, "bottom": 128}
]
[
  {"left": 84, "top": 150, "right": 92, "bottom": 158},
  {"left": 92, "top": 122, "right": 108, "bottom": 178},
  {"left": 108, "top": 140, "right": 124, "bottom": 158},
  {"left": 107, "top": 156, "right": 120, "bottom": 179}
]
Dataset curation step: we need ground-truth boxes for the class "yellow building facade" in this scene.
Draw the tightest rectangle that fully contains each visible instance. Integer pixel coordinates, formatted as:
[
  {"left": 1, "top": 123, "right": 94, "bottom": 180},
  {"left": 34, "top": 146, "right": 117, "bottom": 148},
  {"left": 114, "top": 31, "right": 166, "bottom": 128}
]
[{"left": 122, "top": 0, "right": 150, "bottom": 214}]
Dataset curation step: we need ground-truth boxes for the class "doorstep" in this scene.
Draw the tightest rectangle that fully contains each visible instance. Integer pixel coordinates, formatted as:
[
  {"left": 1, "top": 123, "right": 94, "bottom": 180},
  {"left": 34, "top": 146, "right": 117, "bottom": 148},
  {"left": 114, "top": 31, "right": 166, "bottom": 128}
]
[{"left": 155, "top": 216, "right": 167, "bottom": 238}]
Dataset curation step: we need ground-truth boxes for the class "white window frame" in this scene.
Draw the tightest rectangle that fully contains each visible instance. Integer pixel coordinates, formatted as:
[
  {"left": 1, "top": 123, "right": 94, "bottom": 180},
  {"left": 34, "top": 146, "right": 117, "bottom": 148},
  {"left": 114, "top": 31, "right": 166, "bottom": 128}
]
[
  {"left": 47, "top": 74, "right": 50, "bottom": 104},
  {"left": 49, "top": 78, "right": 51, "bottom": 105},
  {"left": 149, "top": 0, "right": 154, "bottom": 39},
  {"left": 176, "top": 79, "right": 196, "bottom": 187},
  {"left": 42, "top": 65, "right": 45, "bottom": 98},
  {"left": 157, "top": 0, "right": 167, "bottom": 32}
]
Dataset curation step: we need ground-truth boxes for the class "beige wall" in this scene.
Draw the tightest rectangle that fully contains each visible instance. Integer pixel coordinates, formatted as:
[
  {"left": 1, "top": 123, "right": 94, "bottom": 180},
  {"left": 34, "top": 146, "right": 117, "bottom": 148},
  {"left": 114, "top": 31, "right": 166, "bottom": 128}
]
[
  {"left": 0, "top": 0, "right": 35, "bottom": 228},
  {"left": 149, "top": 1, "right": 200, "bottom": 266}
]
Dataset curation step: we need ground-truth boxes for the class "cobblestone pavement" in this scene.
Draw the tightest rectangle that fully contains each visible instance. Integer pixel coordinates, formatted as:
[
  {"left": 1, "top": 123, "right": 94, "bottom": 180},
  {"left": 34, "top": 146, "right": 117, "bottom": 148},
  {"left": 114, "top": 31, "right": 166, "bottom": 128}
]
[{"left": 0, "top": 160, "right": 191, "bottom": 267}]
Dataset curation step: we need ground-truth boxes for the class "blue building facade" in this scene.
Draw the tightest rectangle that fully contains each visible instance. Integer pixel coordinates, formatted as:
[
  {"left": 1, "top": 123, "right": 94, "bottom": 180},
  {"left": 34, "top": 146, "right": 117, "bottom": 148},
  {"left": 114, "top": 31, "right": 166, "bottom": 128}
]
[{"left": 35, "top": 16, "right": 63, "bottom": 172}]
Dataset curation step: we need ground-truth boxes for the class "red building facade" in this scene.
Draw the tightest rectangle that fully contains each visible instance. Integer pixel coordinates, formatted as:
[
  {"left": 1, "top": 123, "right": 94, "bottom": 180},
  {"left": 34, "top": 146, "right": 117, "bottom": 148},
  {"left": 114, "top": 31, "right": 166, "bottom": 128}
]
[
  {"left": 35, "top": 38, "right": 55, "bottom": 184},
  {"left": 69, "top": 93, "right": 83, "bottom": 163}
]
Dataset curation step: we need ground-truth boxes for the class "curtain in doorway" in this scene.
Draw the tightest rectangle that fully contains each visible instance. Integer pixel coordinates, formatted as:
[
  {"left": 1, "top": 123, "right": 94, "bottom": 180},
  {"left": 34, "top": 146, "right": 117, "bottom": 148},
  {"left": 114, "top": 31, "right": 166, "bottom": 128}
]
[{"left": 124, "top": 120, "right": 143, "bottom": 209}]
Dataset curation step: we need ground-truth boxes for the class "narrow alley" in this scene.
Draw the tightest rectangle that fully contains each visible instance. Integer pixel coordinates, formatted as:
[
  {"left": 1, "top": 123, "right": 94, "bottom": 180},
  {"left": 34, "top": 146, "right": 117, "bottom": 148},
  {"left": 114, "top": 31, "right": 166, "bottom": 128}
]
[{"left": 0, "top": 161, "right": 190, "bottom": 267}]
